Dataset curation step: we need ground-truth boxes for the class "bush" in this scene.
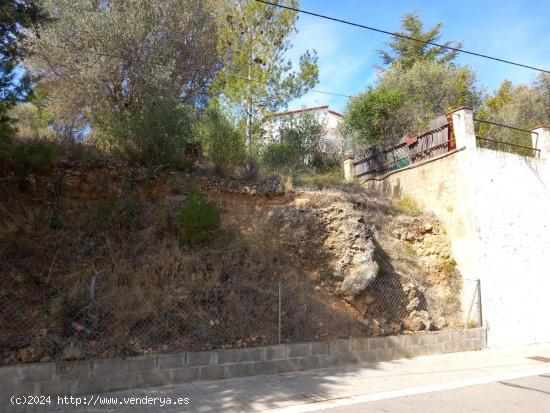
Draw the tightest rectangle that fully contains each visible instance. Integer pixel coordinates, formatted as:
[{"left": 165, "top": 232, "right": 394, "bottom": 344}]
[
  {"left": 198, "top": 108, "right": 245, "bottom": 173},
  {"left": 262, "top": 141, "right": 296, "bottom": 168},
  {"left": 177, "top": 186, "right": 219, "bottom": 245},
  {"left": 0, "top": 134, "right": 57, "bottom": 168},
  {"left": 97, "top": 97, "right": 197, "bottom": 167}
]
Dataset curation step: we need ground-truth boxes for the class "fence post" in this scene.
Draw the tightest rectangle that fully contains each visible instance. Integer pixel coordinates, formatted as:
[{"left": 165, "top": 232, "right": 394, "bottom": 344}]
[
  {"left": 451, "top": 107, "right": 477, "bottom": 149},
  {"left": 531, "top": 125, "right": 550, "bottom": 159},
  {"left": 278, "top": 279, "right": 282, "bottom": 344},
  {"left": 343, "top": 156, "right": 355, "bottom": 182}
]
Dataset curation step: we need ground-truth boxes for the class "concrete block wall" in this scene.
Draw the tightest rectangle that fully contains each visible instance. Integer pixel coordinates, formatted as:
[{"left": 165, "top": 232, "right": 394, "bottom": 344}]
[{"left": 0, "top": 328, "right": 486, "bottom": 402}]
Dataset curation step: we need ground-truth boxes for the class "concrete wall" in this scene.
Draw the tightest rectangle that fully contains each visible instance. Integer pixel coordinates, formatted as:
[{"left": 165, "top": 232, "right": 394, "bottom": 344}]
[
  {"left": 0, "top": 329, "right": 486, "bottom": 402},
  {"left": 365, "top": 146, "right": 550, "bottom": 347}
]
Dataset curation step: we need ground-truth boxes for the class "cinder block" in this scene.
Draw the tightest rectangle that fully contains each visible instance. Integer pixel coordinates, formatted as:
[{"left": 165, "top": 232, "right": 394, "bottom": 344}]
[
  {"left": 308, "top": 342, "right": 329, "bottom": 356},
  {"left": 56, "top": 362, "right": 92, "bottom": 381},
  {"left": 465, "top": 328, "right": 482, "bottom": 339},
  {"left": 93, "top": 359, "right": 129, "bottom": 377},
  {"left": 225, "top": 362, "right": 256, "bottom": 378},
  {"left": 139, "top": 370, "right": 172, "bottom": 387},
  {"left": 336, "top": 351, "right": 362, "bottom": 364},
  {"left": 436, "top": 331, "right": 451, "bottom": 343},
  {"left": 276, "top": 358, "right": 300, "bottom": 373},
  {"left": 37, "top": 378, "right": 78, "bottom": 396},
  {"left": 315, "top": 355, "right": 339, "bottom": 368},
  {"left": 0, "top": 366, "right": 19, "bottom": 383},
  {"left": 239, "top": 347, "right": 262, "bottom": 363},
  {"left": 157, "top": 353, "right": 186, "bottom": 370},
  {"left": 368, "top": 337, "right": 389, "bottom": 351},
  {"left": 425, "top": 343, "right": 445, "bottom": 355},
  {"left": 287, "top": 343, "right": 308, "bottom": 358},
  {"left": 108, "top": 374, "right": 144, "bottom": 391},
  {"left": 350, "top": 338, "right": 368, "bottom": 351},
  {"left": 262, "top": 345, "right": 287, "bottom": 361},
  {"left": 386, "top": 335, "right": 404, "bottom": 349},
  {"left": 329, "top": 339, "right": 351, "bottom": 355},
  {"left": 402, "top": 335, "right": 420, "bottom": 347},
  {"left": 187, "top": 351, "right": 215, "bottom": 367},
  {"left": 18, "top": 363, "right": 56, "bottom": 382},
  {"left": 171, "top": 367, "right": 200, "bottom": 383},
  {"left": 373, "top": 348, "right": 397, "bottom": 362},
  {"left": 253, "top": 360, "right": 279, "bottom": 376},
  {"left": 72, "top": 378, "right": 112, "bottom": 395},
  {"left": 358, "top": 351, "right": 377, "bottom": 363},
  {"left": 199, "top": 365, "right": 226, "bottom": 381},
  {"left": 0, "top": 382, "right": 38, "bottom": 400},
  {"left": 419, "top": 334, "right": 438, "bottom": 345},
  {"left": 126, "top": 356, "right": 156, "bottom": 372},
  {"left": 442, "top": 340, "right": 460, "bottom": 353},
  {"left": 296, "top": 357, "right": 319, "bottom": 371},
  {"left": 216, "top": 349, "right": 241, "bottom": 365}
]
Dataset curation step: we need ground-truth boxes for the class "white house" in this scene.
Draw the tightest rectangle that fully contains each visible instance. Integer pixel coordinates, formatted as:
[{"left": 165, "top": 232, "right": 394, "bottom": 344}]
[{"left": 265, "top": 105, "right": 344, "bottom": 155}]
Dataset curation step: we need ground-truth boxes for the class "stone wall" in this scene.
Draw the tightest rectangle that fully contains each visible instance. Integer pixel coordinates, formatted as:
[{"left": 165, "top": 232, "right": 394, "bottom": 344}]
[{"left": 0, "top": 329, "right": 486, "bottom": 402}]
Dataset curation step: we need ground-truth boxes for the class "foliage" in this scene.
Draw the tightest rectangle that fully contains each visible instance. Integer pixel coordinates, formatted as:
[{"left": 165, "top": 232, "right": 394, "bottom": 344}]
[
  {"left": 262, "top": 111, "right": 325, "bottom": 168},
  {"left": 25, "top": 0, "right": 220, "bottom": 141},
  {"left": 177, "top": 186, "right": 220, "bottom": 245},
  {"left": 341, "top": 87, "right": 406, "bottom": 148},
  {"left": 476, "top": 74, "right": 550, "bottom": 155},
  {"left": 213, "top": 0, "right": 319, "bottom": 151},
  {"left": 197, "top": 107, "right": 245, "bottom": 173},
  {"left": 95, "top": 97, "right": 197, "bottom": 166},
  {"left": 0, "top": 0, "right": 47, "bottom": 139},
  {"left": 394, "top": 195, "right": 422, "bottom": 216},
  {"left": 378, "top": 12, "right": 462, "bottom": 69},
  {"left": 343, "top": 60, "right": 481, "bottom": 149},
  {"left": 0, "top": 134, "right": 57, "bottom": 168}
]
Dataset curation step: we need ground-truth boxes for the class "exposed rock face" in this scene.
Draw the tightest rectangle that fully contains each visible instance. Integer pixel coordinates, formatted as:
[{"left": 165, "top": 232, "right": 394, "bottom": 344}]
[{"left": 260, "top": 195, "right": 379, "bottom": 296}]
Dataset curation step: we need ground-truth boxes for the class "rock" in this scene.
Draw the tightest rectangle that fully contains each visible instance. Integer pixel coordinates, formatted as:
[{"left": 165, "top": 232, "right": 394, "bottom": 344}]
[
  {"left": 363, "top": 294, "right": 375, "bottom": 305},
  {"left": 340, "top": 257, "right": 378, "bottom": 296},
  {"left": 258, "top": 175, "right": 284, "bottom": 195},
  {"left": 406, "top": 296, "right": 420, "bottom": 312},
  {"left": 19, "top": 346, "right": 42, "bottom": 363},
  {"left": 407, "top": 310, "right": 432, "bottom": 331}
]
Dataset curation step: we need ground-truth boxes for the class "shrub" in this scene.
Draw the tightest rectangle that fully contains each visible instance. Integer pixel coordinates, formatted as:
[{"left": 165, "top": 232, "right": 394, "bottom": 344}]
[
  {"left": 97, "top": 97, "right": 197, "bottom": 167},
  {"left": 0, "top": 134, "right": 57, "bottom": 168},
  {"left": 197, "top": 108, "right": 245, "bottom": 174},
  {"left": 262, "top": 141, "right": 296, "bottom": 168},
  {"left": 177, "top": 186, "right": 219, "bottom": 245},
  {"left": 394, "top": 195, "right": 422, "bottom": 216}
]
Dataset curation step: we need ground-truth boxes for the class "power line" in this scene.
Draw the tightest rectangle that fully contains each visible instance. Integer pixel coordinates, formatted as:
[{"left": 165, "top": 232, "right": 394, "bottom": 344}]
[
  {"left": 255, "top": 0, "right": 550, "bottom": 75},
  {"left": 38, "top": 42, "right": 352, "bottom": 99}
]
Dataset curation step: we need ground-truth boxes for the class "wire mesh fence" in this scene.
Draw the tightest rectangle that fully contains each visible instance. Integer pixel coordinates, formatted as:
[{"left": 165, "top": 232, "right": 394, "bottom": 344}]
[{"left": 0, "top": 273, "right": 481, "bottom": 366}]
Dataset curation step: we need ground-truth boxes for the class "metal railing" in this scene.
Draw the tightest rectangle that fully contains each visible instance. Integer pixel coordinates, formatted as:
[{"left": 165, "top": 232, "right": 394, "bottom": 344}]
[
  {"left": 474, "top": 118, "right": 540, "bottom": 158},
  {"left": 354, "top": 120, "right": 454, "bottom": 180}
]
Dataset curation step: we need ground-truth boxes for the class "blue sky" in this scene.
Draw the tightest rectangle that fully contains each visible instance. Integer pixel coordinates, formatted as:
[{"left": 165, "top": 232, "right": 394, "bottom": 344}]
[{"left": 287, "top": 0, "right": 550, "bottom": 113}]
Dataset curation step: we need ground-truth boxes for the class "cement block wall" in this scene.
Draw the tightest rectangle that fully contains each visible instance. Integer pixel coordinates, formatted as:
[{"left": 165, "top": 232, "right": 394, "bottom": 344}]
[
  {"left": 0, "top": 329, "right": 486, "bottom": 402},
  {"left": 365, "top": 147, "right": 550, "bottom": 347}
]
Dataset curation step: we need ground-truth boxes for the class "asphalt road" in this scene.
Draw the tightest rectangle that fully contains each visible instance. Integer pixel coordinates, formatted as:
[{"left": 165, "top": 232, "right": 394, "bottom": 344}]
[{"left": 317, "top": 374, "right": 550, "bottom": 413}]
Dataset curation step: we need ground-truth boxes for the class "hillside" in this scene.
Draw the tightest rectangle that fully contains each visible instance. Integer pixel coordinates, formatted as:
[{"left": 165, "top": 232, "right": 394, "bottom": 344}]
[{"left": 0, "top": 163, "right": 462, "bottom": 364}]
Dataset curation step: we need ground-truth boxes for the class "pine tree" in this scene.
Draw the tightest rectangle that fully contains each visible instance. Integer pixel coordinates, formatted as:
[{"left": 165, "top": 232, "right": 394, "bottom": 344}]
[{"left": 378, "top": 12, "right": 462, "bottom": 69}]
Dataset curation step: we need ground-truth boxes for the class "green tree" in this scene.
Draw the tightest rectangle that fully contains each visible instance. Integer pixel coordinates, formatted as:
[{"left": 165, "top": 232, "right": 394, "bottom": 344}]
[
  {"left": 378, "top": 12, "right": 462, "bottom": 69},
  {"left": 341, "top": 87, "right": 406, "bottom": 149},
  {"left": 0, "top": 0, "right": 47, "bottom": 139},
  {"left": 213, "top": 0, "right": 319, "bottom": 153},
  {"left": 25, "top": 0, "right": 220, "bottom": 156},
  {"left": 263, "top": 111, "right": 325, "bottom": 167}
]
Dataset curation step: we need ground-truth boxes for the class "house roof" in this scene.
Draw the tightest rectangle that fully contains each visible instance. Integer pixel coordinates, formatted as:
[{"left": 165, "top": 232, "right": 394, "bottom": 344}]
[{"left": 272, "top": 105, "right": 343, "bottom": 118}]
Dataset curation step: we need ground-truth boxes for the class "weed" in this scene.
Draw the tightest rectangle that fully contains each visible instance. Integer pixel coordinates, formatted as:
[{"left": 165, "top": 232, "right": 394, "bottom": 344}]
[
  {"left": 377, "top": 264, "right": 388, "bottom": 277},
  {"left": 177, "top": 185, "right": 219, "bottom": 245},
  {"left": 442, "top": 258, "right": 457, "bottom": 276},
  {"left": 394, "top": 195, "right": 422, "bottom": 216}
]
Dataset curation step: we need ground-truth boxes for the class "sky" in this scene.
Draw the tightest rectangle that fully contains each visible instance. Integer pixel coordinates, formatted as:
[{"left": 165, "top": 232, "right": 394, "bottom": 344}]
[{"left": 286, "top": 0, "right": 550, "bottom": 113}]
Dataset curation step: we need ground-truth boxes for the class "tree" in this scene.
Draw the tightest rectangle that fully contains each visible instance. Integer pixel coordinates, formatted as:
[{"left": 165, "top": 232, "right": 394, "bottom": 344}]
[
  {"left": 378, "top": 12, "right": 462, "bottom": 69},
  {"left": 0, "top": 0, "right": 47, "bottom": 139},
  {"left": 213, "top": 0, "right": 319, "bottom": 153},
  {"left": 341, "top": 87, "right": 406, "bottom": 149},
  {"left": 25, "top": 0, "right": 220, "bottom": 155}
]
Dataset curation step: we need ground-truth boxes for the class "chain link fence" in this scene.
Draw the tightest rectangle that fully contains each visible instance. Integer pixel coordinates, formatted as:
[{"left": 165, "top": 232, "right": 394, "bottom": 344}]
[{"left": 0, "top": 272, "right": 481, "bottom": 366}]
